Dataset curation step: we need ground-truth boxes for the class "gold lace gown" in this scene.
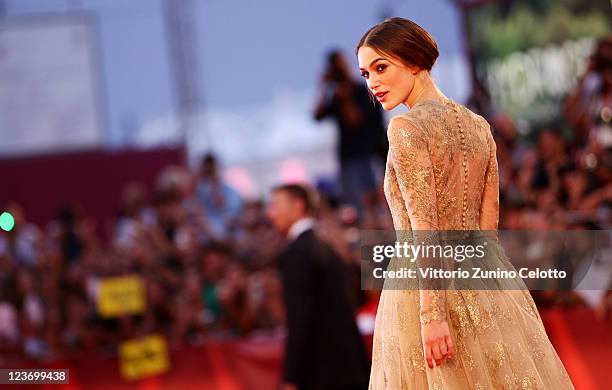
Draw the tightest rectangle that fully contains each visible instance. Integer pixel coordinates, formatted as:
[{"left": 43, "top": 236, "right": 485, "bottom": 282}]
[{"left": 369, "top": 99, "right": 574, "bottom": 389}]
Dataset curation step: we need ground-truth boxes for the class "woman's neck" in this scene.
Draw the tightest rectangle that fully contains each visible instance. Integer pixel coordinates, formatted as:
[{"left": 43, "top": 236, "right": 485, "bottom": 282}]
[{"left": 403, "top": 72, "right": 447, "bottom": 108}]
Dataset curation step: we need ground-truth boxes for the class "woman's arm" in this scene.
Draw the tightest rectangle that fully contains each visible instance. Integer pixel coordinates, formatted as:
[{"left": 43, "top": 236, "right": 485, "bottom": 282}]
[
  {"left": 479, "top": 123, "right": 500, "bottom": 231},
  {"left": 387, "top": 116, "right": 453, "bottom": 367}
]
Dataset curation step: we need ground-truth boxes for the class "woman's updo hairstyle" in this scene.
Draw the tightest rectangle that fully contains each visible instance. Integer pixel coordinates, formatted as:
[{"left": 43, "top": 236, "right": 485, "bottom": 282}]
[{"left": 356, "top": 17, "right": 439, "bottom": 72}]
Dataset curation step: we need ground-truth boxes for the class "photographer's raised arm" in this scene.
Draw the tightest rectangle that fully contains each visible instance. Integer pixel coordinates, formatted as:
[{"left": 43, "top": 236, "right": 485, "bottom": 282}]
[{"left": 314, "top": 73, "right": 334, "bottom": 121}]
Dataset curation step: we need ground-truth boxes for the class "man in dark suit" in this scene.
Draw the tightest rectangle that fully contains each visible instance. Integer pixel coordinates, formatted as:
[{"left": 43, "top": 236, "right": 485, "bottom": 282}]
[{"left": 266, "top": 184, "right": 370, "bottom": 390}]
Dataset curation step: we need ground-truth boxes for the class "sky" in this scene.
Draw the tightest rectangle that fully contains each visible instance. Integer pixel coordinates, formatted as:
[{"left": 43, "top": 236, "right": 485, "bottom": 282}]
[{"left": 2, "top": 0, "right": 467, "bottom": 137}]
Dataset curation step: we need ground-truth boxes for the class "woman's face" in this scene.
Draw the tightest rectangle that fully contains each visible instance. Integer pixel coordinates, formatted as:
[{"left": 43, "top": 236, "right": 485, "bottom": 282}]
[{"left": 357, "top": 46, "right": 417, "bottom": 110}]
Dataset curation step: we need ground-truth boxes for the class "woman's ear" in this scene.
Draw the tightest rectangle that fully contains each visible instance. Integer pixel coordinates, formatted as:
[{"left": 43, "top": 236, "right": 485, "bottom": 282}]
[{"left": 408, "top": 65, "right": 419, "bottom": 75}]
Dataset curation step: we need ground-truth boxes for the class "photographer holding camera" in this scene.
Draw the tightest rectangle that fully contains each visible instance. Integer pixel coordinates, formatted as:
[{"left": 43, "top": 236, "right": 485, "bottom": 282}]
[{"left": 314, "top": 49, "right": 388, "bottom": 220}]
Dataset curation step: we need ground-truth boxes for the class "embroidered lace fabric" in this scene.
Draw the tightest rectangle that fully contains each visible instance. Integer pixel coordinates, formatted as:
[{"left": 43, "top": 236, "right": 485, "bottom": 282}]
[{"left": 368, "top": 98, "right": 574, "bottom": 389}]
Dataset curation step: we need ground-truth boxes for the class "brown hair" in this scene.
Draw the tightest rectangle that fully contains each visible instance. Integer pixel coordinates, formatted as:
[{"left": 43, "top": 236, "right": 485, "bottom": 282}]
[
  {"left": 356, "top": 17, "right": 439, "bottom": 71},
  {"left": 271, "top": 183, "right": 319, "bottom": 216}
]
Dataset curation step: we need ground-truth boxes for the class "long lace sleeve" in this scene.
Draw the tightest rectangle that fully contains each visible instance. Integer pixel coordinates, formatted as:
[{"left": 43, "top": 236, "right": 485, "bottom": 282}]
[
  {"left": 479, "top": 123, "right": 499, "bottom": 231},
  {"left": 387, "top": 116, "right": 446, "bottom": 325}
]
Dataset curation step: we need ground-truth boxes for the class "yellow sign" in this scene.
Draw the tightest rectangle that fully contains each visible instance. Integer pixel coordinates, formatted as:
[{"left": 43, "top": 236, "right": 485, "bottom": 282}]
[
  {"left": 119, "top": 334, "right": 170, "bottom": 381},
  {"left": 97, "top": 275, "right": 146, "bottom": 318}
]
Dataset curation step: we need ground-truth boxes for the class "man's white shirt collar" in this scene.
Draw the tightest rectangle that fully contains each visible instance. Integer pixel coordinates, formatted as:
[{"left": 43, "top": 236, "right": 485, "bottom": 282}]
[{"left": 287, "top": 217, "right": 315, "bottom": 242}]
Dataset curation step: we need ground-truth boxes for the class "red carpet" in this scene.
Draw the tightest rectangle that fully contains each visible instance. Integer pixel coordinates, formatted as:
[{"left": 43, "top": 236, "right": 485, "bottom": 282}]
[
  {"left": 3, "top": 308, "right": 610, "bottom": 389},
  {"left": 541, "top": 307, "right": 612, "bottom": 390}
]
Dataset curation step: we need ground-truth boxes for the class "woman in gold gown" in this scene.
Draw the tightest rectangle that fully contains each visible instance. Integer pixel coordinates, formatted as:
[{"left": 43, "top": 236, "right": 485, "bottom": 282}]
[{"left": 356, "top": 17, "right": 575, "bottom": 389}]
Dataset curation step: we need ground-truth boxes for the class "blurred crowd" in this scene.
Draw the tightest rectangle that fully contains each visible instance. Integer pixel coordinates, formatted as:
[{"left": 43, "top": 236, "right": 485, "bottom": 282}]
[
  {"left": 0, "top": 37, "right": 610, "bottom": 365},
  {"left": 487, "top": 36, "right": 611, "bottom": 232},
  {"left": 0, "top": 152, "right": 373, "bottom": 365}
]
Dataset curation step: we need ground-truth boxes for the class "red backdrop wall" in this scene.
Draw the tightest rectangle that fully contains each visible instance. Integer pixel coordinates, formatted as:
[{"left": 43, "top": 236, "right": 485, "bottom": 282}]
[{"left": 0, "top": 147, "right": 186, "bottom": 239}]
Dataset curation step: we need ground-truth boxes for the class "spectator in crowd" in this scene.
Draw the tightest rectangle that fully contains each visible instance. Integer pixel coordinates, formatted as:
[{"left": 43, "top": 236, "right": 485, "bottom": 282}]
[
  {"left": 196, "top": 153, "right": 244, "bottom": 240},
  {"left": 47, "top": 203, "right": 99, "bottom": 266},
  {"left": 564, "top": 36, "right": 612, "bottom": 150}
]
